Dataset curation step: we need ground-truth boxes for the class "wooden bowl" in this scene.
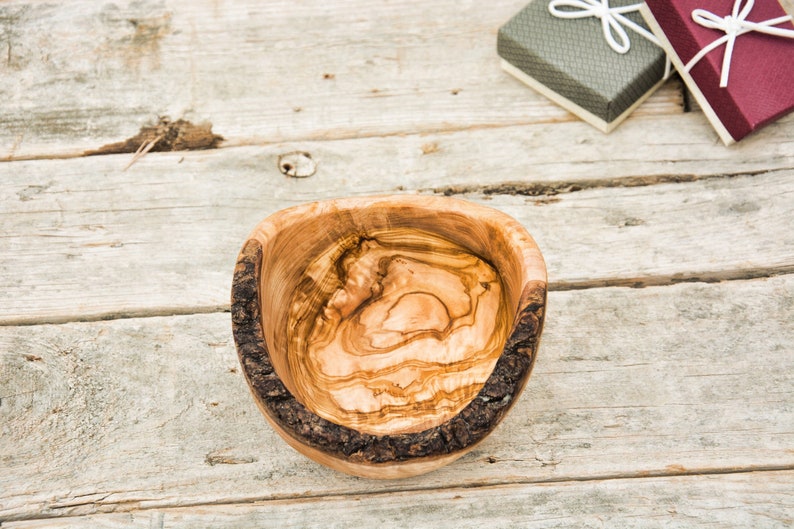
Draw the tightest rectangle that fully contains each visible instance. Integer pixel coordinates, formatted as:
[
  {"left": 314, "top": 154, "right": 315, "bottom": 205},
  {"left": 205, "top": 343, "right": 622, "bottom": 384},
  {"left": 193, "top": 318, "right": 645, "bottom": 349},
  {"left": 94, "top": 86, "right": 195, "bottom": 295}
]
[{"left": 231, "top": 195, "right": 547, "bottom": 478}]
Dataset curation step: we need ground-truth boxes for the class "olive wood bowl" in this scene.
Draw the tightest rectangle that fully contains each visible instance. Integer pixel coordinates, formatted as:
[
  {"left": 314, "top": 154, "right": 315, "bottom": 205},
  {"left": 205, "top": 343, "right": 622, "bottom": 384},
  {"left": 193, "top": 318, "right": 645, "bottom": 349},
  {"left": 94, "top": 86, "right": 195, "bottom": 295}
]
[{"left": 231, "top": 195, "right": 547, "bottom": 478}]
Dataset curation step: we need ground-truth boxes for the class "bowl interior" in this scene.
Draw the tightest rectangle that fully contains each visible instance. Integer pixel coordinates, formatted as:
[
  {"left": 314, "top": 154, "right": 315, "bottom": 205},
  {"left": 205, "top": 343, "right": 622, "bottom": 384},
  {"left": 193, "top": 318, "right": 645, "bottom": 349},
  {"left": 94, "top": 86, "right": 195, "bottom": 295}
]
[{"left": 253, "top": 199, "right": 531, "bottom": 436}]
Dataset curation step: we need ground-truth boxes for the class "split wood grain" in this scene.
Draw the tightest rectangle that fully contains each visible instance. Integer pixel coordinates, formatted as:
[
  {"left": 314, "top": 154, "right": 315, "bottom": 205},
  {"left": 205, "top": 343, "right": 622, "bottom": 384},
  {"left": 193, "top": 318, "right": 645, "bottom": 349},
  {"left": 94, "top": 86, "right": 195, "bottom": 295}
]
[
  {"left": 1, "top": 277, "right": 791, "bottom": 521},
  {"left": 0, "top": 0, "right": 686, "bottom": 160},
  {"left": 5, "top": 470, "right": 792, "bottom": 529},
  {"left": 0, "top": 121, "right": 792, "bottom": 324}
]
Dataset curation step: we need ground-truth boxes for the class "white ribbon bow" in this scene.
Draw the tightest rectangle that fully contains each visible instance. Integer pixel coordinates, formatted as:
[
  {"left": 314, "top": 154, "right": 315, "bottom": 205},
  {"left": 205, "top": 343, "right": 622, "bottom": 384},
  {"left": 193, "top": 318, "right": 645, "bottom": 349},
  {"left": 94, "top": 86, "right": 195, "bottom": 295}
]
[
  {"left": 684, "top": 0, "right": 794, "bottom": 88},
  {"left": 548, "top": 0, "right": 660, "bottom": 54}
]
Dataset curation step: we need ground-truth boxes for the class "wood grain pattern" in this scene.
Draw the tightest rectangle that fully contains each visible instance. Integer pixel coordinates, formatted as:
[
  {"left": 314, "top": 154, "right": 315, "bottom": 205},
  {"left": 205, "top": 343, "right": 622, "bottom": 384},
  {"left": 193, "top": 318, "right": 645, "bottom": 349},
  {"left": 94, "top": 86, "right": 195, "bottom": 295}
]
[
  {"left": 0, "top": 0, "right": 685, "bottom": 160},
  {"left": 5, "top": 470, "right": 792, "bottom": 529},
  {"left": 1, "top": 114, "right": 793, "bottom": 325},
  {"left": 2, "top": 276, "right": 791, "bottom": 521},
  {"left": 287, "top": 230, "right": 510, "bottom": 435},
  {"left": 2, "top": 0, "right": 792, "bottom": 525},
  {"left": 232, "top": 196, "right": 547, "bottom": 477}
]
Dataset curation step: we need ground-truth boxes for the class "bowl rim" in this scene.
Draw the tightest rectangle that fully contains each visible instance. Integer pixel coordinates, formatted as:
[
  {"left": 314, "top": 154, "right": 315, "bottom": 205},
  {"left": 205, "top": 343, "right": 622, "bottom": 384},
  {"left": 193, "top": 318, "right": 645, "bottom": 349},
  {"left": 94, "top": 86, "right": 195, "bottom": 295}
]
[{"left": 231, "top": 195, "right": 547, "bottom": 475}]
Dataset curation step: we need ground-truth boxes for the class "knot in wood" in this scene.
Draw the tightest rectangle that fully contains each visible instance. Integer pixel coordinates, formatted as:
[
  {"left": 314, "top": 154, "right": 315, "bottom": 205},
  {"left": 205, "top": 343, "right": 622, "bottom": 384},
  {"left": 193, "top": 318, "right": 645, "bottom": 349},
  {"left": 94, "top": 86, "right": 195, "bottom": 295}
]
[{"left": 278, "top": 151, "right": 316, "bottom": 178}]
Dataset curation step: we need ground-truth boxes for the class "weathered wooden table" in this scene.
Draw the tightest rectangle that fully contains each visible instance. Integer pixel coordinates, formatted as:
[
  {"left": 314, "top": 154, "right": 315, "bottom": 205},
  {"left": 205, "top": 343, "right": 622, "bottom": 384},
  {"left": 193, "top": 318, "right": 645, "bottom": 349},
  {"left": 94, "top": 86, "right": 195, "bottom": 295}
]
[{"left": 1, "top": 1, "right": 793, "bottom": 527}]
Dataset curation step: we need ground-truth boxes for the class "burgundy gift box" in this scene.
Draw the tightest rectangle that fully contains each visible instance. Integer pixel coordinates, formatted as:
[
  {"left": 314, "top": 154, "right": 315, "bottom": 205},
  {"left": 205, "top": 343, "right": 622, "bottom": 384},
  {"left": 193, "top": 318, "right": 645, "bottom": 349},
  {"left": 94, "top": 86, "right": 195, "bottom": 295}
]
[{"left": 641, "top": 0, "right": 794, "bottom": 144}]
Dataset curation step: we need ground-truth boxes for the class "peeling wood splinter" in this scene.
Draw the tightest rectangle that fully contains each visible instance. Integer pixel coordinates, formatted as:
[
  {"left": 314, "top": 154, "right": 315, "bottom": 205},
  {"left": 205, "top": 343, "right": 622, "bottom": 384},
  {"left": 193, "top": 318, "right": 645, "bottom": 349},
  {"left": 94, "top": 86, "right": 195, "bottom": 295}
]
[{"left": 84, "top": 117, "right": 224, "bottom": 169}]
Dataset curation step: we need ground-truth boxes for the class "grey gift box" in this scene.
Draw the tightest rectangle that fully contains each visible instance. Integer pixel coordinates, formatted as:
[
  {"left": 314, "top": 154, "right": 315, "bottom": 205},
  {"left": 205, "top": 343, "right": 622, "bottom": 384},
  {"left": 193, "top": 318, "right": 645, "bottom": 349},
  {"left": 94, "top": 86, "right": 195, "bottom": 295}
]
[{"left": 497, "top": 0, "right": 668, "bottom": 132}]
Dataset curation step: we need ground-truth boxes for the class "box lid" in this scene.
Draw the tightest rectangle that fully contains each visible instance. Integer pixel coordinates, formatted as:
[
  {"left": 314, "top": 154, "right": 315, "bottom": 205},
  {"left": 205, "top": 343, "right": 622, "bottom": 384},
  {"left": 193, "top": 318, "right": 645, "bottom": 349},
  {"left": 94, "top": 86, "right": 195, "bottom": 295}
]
[
  {"left": 643, "top": 0, "right": 794, "bottom": 143},
  {"left": 498, "top": 0, "right": 667, "bottom": 124}
]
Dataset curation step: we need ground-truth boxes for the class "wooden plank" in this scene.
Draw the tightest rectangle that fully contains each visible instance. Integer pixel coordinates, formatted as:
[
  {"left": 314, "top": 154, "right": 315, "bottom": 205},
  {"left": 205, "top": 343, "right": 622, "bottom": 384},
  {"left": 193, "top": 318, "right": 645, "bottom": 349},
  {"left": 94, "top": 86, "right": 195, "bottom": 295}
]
[
  {"left": 0, "top": 0, "right": 685, "bottom": 159},
  {"left": 1, "top": 114, "right": 793, "bottom": 324},
  {"left": 5, "top": 470, "right": 793, "bottom": 529},
  {"left": 1, "top": 276, "right": 792, "bottom": 521}
]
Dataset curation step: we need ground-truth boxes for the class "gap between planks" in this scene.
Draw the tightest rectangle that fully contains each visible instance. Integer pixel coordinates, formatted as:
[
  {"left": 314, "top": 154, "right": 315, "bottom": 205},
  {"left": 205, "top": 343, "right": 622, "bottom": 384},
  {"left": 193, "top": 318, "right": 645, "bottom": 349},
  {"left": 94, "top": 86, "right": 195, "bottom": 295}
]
[
  {"left": 553, "top": 264, "right": 794, "bottom": 291},
  {"left": 2, "top": 277, "right": 791, "bottom": 522},
  {"left": 2, "top": 267, "right": 792, "bottom": 327},
  {"left": 2, "top": 466, "right": 792, "bottom": 526},
  {"left": 0, "top": 118, "right": 650, "bottom": 164},
  {"left": 0, "top": 103, "right": 686, "bottom": 164},
  {"left": 429, "top": 167, "right": 780, "bottom": 198}
]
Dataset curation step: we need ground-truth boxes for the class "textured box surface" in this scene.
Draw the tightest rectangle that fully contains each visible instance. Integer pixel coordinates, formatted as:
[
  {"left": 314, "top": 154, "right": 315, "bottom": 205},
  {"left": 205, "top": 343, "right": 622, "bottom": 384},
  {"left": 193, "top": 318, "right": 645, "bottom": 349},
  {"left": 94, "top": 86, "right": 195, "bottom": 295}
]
[
  {"left": 642, "top": 0, "right": 794, "bottom": 144},
  {"left": 497, "top": 0, "right": 667, "bottom": 131}
]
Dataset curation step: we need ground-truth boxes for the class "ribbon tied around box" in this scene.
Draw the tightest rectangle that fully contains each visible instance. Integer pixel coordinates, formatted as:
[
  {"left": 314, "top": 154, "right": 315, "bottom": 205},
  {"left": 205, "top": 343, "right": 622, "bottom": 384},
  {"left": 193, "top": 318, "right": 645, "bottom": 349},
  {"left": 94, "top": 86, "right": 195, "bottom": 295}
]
[
  {"left": 684, "top": 0, "right": 794, "bottom": 88},
  {"left": 548, "top": 0, "right": 661, "bottom": 53}
]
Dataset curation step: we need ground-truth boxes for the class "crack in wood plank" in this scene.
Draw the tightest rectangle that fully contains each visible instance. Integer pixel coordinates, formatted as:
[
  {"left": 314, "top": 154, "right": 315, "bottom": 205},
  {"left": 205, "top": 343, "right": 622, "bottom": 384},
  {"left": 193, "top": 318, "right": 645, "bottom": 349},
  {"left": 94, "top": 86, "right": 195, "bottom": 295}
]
[
  {"left": 3, "top": 466, "right": 792, "bottom": 525},
  {"left": 0, "top": 305, "right": 231, "bottom": 327},
  {"left": 2, "top": 266, "right": 791, "bottom": 327},
  {"left": 2, "top": 108, "right": 791, "bottom": 165},
  {"left": 0, "top": 117, "right": 679, "bottom": 164},
  {"left": 429, "top": 169, "right": 775, "bottom": 198},
  {"left": 552, "top": 265, "right": 794, "bottom": 291},
  {"left": 84, "top": 117, "right": 223, "bottom": 157},
  {"left": 1, "top": 277, "right": 791, "bottom": 521}
]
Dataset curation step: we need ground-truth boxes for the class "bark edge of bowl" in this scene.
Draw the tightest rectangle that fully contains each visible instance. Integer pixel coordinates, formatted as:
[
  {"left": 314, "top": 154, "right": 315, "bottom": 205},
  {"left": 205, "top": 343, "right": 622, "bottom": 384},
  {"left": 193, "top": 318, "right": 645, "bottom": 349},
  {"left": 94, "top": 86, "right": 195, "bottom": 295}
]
[{"left": 231, "top": 195, "right": 547, "bottom": 479}]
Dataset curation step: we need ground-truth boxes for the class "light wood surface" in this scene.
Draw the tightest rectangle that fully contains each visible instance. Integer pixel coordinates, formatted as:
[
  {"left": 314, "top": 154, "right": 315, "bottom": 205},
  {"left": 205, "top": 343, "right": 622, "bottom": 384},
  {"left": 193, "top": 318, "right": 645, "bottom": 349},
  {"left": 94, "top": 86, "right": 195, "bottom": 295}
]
[
  {"left": 2, "top": 130, "right": 793, "bottom": 326},
  {"left": 0, "top": 0, "right": 684, "bottom": 161},
  {"left": 1, "top": 0, "right": 792, "bottom": 526},
  {"left": 2, "top": 277, "right": 792, "bottom": 521},
  {"left": 5, "top": 471, "right": 793, "bottom": 529}
]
